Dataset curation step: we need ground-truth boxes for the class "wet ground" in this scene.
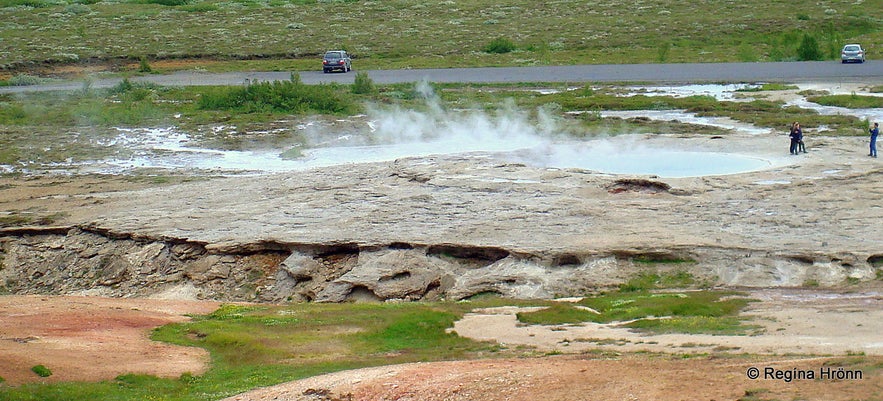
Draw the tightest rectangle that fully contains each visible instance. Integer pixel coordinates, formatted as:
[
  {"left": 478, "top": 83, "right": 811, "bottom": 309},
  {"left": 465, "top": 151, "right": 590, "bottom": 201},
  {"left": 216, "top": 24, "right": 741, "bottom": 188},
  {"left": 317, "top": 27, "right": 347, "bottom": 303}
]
[{"left": 4, "top": 82, "right": 880, "bottom": 177}]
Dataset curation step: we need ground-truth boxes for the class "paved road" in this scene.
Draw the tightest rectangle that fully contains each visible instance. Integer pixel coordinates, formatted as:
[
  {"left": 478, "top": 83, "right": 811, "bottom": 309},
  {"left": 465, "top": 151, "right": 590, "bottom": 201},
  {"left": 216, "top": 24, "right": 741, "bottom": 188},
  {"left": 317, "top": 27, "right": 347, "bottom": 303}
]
[{"left": 2, "top": 61, "right": 882, "bottom": 93}]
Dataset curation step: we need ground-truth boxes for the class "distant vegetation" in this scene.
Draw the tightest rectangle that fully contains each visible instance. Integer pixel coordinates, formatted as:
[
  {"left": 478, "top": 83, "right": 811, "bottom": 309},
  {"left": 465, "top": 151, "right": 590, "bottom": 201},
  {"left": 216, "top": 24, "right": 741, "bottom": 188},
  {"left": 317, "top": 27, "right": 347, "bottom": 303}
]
[
  {"left": 197, "top": 76, "right": 355, "bottom": 114},
  {"left": 806, "top": 94, "right": 883, "bottom": 109},
  {"left": 0, "top": 0, "right": 879, "bottom": 72},
  {"left": 483, "top": 37, "right": 517, "bottom": 54}
]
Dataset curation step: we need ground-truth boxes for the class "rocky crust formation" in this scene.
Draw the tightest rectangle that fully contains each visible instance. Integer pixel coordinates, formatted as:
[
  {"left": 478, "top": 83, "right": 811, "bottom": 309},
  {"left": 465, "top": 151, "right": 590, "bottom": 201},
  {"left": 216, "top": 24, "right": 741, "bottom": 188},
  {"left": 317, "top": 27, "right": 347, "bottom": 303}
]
[
  {"left": 2, "top": 225, "right": 879, "bottom": 302},
  {"left": 2, "top": 134, "right": 882, "bottom": 301}
]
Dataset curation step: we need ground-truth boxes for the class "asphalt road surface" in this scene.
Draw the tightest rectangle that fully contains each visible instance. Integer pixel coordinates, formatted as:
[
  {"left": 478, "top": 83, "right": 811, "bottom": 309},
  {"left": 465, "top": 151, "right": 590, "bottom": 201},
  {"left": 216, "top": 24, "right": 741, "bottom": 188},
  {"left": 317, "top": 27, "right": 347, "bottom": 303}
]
[{"left": 2, "top": 60, "right": 882, "bottom": 93}]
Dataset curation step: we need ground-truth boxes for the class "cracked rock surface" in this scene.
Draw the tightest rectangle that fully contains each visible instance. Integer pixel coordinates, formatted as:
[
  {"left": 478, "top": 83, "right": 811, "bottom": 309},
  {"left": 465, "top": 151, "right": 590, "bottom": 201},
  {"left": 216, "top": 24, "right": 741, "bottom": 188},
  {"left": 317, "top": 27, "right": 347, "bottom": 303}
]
[{"left": 2, "top": 133, "right": 882, "bottom": 301}]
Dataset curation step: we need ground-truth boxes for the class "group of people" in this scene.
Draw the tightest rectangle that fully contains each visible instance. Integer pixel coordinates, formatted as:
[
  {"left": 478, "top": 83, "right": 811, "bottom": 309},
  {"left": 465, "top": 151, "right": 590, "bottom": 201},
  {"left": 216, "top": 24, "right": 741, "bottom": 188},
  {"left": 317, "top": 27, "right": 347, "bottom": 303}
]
[
  {"left": 788, "top": 122, "right": 806, "bottom": 155},
  {"left": 788, "top": 121, "right": 879, "bottom": 158}
]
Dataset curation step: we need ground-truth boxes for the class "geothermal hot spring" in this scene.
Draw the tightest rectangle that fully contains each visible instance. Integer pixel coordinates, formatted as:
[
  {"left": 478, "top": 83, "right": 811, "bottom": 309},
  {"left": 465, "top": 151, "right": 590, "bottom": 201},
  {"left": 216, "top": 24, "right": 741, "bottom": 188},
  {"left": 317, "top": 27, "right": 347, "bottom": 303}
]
[
  {"left": 96, "top": 126, "right": 771, "bottom": 178},
  {"left": 35, "top": 84, "right": 802, "bottom": 178}
]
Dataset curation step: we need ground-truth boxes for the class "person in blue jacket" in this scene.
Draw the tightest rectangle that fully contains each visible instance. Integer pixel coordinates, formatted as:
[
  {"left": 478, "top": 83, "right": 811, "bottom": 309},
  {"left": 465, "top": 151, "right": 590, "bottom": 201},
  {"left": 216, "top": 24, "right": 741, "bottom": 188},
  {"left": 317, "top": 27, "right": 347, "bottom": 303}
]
[
  {"left": 789, "top": 122, "right": 803, "bottom": 155},
  {"left": 870, "top": 122, "right": 879, "bottom": 158}
]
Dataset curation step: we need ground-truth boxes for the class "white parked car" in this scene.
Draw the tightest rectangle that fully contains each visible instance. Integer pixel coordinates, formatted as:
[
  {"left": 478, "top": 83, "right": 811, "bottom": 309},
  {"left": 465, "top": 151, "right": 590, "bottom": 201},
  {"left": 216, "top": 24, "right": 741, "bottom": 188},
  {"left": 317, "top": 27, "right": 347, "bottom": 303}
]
[{"left": 840, "top": 44, "right": 865, "bottom": 63}]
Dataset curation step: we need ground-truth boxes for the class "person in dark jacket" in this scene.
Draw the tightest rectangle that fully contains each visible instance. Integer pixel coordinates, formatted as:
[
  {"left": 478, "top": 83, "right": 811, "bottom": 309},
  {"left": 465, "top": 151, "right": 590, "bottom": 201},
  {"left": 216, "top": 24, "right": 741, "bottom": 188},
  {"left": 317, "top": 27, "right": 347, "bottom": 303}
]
[
  {"left": 870, "top": 122, "right": 879, "bottom": 158},
  {"left": 789, "top": 122, "right": 803, "bottom": 155},
  {"left": 797, "top": 122, "right": 807, "bottom": 153}
]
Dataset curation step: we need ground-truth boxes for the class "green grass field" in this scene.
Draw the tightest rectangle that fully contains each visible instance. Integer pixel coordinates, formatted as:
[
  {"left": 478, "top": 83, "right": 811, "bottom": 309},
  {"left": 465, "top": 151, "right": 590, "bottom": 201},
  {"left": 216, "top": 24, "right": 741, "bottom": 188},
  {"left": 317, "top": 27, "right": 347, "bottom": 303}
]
[{"left": 1, "top": 0, "right": 880, "bottom": 73}]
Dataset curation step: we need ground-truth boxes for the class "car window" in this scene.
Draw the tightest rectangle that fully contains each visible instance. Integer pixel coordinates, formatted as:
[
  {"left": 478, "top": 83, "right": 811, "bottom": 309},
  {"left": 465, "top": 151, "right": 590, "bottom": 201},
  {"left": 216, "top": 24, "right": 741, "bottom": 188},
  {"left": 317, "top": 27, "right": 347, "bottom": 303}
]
[
  {"left": 844, "top": 45, "right": 860, "bottom": 51},
  {"left": 325, "top": 52, "right": 341, "bottom": 58}
]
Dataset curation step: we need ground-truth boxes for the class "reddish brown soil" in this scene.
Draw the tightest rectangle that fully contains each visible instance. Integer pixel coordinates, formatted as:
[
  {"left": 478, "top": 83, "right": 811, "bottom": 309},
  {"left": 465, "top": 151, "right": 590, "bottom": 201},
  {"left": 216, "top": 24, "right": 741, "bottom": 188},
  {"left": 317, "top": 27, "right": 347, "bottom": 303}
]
[
  {"left": 225, "top": 355, "right": 883, "bottom": 401},
  {"left": 0, "top": 295, "right": 218, "bottom": 385}
]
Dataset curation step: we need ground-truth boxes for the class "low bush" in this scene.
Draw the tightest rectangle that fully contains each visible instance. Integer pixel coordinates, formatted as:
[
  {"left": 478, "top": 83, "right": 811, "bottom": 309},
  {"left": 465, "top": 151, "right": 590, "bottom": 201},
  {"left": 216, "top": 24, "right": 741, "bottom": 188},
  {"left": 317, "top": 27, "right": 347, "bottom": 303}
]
[
  {"left": 484, "top": 37, "right": 516, "bottom": 54},
  {"left": 139, "top": 56, "right": 152, "bottom": 73},
  {"left": 515, "top": 303, "right": 598, "bottom": 325},
  {"left": 0, "top": 0, "right": 50, "bottom": 7},
  {"left": 143, "top": 0, "right": 188, "bottom": 5},
  {"left": 197, "top": 79, "right": 355, "bottom": 114},
  {"left": 351, "top": 71, "right": 375, "bottom": 95},
  {"left": 797, "top": 34, "right": 823, "bottom": 61},
  {"left": 7, "top": 74, "right": 41, "bottom": 86},
  {"left": 31, "top": 365, "right": 52, "bottom": 378},
  {"left": 180, "top": 2, "right": 217, "bottom": 11}
]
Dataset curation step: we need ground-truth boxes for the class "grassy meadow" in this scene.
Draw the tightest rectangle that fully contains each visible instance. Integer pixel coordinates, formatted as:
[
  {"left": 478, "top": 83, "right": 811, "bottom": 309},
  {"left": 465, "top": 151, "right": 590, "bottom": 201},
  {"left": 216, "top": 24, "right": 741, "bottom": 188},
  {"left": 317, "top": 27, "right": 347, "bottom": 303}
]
[{"left": 0, "top": 0, "right": 880, "bottom": 74}]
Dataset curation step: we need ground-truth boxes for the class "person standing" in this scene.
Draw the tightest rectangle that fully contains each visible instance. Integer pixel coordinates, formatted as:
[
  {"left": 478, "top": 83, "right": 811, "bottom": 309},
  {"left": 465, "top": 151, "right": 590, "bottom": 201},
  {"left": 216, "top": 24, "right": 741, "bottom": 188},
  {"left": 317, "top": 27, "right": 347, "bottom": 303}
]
[
  {"left": 796, "top": 122, "right": 806, "bottom": 153},
  {"left": 870, "top": 122, "right": 879, "bottom": 158},
  {"left": 789, "top": 122, "right": 803, "bottom": 155}
]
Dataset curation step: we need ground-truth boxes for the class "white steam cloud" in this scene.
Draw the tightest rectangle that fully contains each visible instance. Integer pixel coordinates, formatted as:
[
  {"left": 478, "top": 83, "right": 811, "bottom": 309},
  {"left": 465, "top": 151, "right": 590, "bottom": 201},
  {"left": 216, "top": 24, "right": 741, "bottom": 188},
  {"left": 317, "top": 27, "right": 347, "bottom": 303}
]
[{"left": 360, "top": 81, "right": 557, "bottom": 155}]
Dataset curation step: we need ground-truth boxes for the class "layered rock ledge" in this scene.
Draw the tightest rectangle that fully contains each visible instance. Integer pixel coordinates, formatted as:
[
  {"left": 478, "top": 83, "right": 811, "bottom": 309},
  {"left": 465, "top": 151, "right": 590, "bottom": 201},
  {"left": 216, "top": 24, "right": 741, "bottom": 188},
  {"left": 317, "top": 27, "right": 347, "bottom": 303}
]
[{"left": 2, "top": 134, "right": 881, "bottom": 301}]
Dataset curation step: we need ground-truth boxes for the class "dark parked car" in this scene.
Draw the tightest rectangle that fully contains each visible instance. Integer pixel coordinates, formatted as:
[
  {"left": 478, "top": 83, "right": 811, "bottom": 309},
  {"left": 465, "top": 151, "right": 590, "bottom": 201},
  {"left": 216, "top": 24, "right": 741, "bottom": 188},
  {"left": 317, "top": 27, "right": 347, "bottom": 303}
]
[
  {"left": 322, "top": 50, "right": 351, "bottom": 73},
  {"left": 841, "top": 44, "right": 865, "bottom": 63}
]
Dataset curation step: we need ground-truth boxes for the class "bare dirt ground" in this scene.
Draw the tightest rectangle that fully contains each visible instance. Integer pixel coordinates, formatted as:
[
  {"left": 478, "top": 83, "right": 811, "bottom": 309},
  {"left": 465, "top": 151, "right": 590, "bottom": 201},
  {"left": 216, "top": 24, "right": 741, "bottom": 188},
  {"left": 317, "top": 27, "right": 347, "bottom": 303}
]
[
  {"left": 222, "top": 355, "right": 883, "bottom": 401},
  {"left": 0, "top": 295, "right": 218, "bottom": 385}
]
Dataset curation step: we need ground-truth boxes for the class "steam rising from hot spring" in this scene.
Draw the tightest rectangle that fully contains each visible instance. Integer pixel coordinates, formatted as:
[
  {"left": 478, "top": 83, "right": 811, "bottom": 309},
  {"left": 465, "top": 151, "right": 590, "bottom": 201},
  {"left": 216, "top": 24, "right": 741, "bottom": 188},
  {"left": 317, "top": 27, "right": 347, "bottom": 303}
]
[
  {"left": 93, "top": 82, "right": 770, "bottom": 177},
  {"left": 356, "top": 81, "right": 558, "bottom": 155}
]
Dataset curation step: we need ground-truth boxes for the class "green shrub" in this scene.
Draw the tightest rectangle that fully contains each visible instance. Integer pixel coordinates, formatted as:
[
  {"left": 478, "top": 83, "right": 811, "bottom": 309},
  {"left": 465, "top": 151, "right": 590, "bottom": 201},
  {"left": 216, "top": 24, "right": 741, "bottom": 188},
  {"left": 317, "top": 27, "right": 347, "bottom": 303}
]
[
  {"left": 143, "top": 0, "right": 188, "bottom": 5},
  {"left": 31, "top": 365, "right": 52, "bottom": 378},
  {"left": 515, "top": 303, "right": 597, "bottom": 325},
  {"left": 63, "top": 3, "right": 91, "bottom": 14},
  {"left": 484, "top": 37, "right": 516, "bottom": 54},
  {"left": 139, "top": 56, "right": 152, "bottom": 73},
  {"left": 7, "top": 74, "right": 41, "bottom": 86},
  {"left": 180, "top": 2, "right": 217, "bottom": 11},
  {"left": 197, "top": 80, "right": 355, "bottom": 114},
  {"left": 797, "top": 34, "right": 823, "bottom": 61},
  {"left": 351, "top": 71, "right": 374, "bottom": 94},
  {"left": 109, "top": 78, "right": 135, "bottom": 95},
  {"left": 0, "top": 0, "right": 50, "bottom": 8}
]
